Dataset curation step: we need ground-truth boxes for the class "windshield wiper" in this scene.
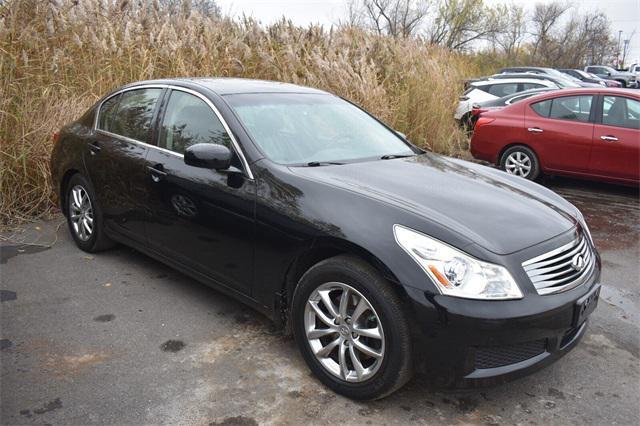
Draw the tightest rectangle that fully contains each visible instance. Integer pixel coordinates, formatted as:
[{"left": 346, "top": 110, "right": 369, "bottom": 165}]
[
  {"left": 306, "top": 161, "right": 345, "bottom": 167},
  {"left": 380, "top": 154, "right": 415, "bottom": 160}
]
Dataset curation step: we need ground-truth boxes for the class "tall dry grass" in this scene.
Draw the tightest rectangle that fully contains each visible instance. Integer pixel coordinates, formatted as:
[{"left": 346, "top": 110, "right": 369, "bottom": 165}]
[{"left": 0, "top": 0, "right": 483, "bottom": 224}]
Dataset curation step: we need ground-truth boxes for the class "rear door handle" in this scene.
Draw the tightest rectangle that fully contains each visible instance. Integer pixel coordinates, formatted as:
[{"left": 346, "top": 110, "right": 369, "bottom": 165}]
[
  {"left": 147, "top": 165, "right": 167, "bottom": 182},
  {"left": 600, "top": 135, "right": 618, "bottom": 142},
  {"left": 89, "top": 141, "right": 101, "bottom": 155},
  {"left": 527, "top": 127, "right": 543, "bottom": 133}
]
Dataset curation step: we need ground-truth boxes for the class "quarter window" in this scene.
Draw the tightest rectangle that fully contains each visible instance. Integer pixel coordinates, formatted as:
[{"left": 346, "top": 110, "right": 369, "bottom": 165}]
[
  {"left": 110, "top": 88, "right": 162, "bottom": 142},
  {"left": 159, "top": 91, "right": 232, "bottom": 154},
  {"left": 531, "top": 99, "right": 552, "bottom": 117},
  {"left": 602, "top": 96, "right": 640, "bottom": 129}
]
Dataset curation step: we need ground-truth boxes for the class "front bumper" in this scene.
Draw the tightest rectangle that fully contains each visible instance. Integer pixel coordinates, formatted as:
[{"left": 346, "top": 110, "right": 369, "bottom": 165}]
[{"left": 403, "top": 265, "right": 600, "bottom": 387}]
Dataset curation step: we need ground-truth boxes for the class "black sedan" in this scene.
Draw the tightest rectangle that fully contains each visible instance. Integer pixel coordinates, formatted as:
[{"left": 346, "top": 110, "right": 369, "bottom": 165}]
[{"left": 51, "top": 78, "right": 601, "bottom": 400}]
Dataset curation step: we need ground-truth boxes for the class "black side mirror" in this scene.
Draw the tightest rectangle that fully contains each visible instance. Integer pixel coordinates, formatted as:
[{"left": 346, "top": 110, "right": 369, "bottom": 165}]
[{"left": 184, "top": 143, "right": 232, "bottom": 170}]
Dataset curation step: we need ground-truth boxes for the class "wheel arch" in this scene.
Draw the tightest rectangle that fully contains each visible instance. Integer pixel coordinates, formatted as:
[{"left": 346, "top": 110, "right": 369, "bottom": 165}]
[
  {"left": 277, "top": 237, "right": 404, "bottom": 333},
  {"left": 59, "top": 169, "right": 81, "bottom": 216}
]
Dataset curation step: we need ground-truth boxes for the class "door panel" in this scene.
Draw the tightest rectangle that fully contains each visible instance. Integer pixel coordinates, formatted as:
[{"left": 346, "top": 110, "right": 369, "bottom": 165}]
[
  {"left": 590, "top": 95, "right": 640, "bottom": 181},
  {"left": 143, "top": 89, "right": 255, "bottom": 295},
  {"left": 525, "top": 95, "right": 595, "bottom": 173},
  {"left": 86, "top": 88, "right": 163, "bottom": 242}
]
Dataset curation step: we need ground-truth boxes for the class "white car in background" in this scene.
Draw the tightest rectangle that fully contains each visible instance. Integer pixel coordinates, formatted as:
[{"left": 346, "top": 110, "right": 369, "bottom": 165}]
[{"left": 455, "top": 78, "right": 559, "bottom": 124}]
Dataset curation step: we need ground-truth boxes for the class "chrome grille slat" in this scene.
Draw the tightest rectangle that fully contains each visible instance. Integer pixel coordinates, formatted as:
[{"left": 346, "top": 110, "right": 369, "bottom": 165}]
[
  {"left": 523, "top": 238, "right": 585, "bottom": 272},
  {"left": 522, "top": 238, "right": 579, "bottom": 267},
  {"left": 527, "top": 241, "right": 590, "bottom": 280},
  {"left": 522, "top": 235, "right": 595, "bottom": 295},
  {"left": 530, "top": 266, "right": 576, "bottom": 283},
  {"left": 534, "top": 251, "right": 592, "bottom": 289}
]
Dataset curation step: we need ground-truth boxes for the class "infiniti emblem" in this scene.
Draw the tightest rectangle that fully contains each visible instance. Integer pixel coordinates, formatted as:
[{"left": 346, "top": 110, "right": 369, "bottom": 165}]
[{"left": 571, "top": 254, "right": 585, "bottom": 272}]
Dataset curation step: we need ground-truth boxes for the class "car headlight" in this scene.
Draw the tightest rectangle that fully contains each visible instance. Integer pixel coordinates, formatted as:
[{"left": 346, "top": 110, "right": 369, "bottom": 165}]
[{"left": 393, "top": 225, "right": 523, "bottom": 300}]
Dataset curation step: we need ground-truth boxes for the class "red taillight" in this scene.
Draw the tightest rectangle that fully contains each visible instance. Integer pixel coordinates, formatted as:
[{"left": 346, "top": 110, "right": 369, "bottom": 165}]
[
  {"left": 53, "top": 131, "right": 60, "bottom": 144},
  {"left": 475, "top": 117, "right": 495, "bottom": 128}
]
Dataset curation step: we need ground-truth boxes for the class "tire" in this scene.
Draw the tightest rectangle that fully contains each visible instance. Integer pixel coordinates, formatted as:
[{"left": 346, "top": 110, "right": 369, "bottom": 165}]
[
  {"left": 291, "top": 255, "right": 413, "bottom": 400},
  {"left": 65, "top": 173, "right": 115, "bottom": 252},
  {"left": 499, "top": 145, "right": 541, "bottom": 181}
]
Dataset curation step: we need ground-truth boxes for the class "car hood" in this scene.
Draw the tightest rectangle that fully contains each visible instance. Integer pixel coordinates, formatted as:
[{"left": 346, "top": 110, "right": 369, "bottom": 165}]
[{"left": 289, "top": 154, "right": 578, "bottom": 255}]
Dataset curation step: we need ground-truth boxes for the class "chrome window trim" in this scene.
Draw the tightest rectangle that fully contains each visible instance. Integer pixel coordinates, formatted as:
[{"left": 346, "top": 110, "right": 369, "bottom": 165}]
[{"left": 93, "top": 84, "right": 254, "bottom": 179}]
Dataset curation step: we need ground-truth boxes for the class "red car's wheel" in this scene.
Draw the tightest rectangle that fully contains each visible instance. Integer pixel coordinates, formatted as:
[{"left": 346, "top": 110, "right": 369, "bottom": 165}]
[{"left": 500, "top": 146, "right": 541, "bottom": 181}]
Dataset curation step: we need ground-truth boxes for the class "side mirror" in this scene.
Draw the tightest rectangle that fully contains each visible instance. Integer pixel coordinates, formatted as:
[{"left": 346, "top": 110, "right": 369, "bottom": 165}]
[
  {"left": 184, "top": 143, "right": 232, "bottom": 170},
  {"left": 606, "top": 71, "right": 611, "bottom": 76}
]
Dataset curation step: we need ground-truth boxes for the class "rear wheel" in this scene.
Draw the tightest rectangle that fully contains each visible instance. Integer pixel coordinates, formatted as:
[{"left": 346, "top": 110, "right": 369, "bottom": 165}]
[
  {"left": 291, "top": 255, "right": 413, "bottom": 400},
  {"left": 499, "top": 145, "right": 540, "bottom": 180},
  {"left": 65, "top": 174, "right": 114, "bottom": 252}
]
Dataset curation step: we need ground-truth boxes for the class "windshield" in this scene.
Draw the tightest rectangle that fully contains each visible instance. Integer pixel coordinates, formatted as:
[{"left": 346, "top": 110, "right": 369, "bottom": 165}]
[
  {"left": 225, "top": 93, "right": 415, "bottom": 165},
  {"left": 573, "top": 69, "right": 594, "bottom": 79}
]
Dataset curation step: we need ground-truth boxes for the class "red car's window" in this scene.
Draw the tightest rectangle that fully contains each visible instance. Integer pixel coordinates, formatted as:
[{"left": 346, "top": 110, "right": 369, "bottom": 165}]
[
  {"left": 531, "top": 99, "right": 551, "bottom": 117},
  {"left": 531, "top": 96, "right": 593, "bottom": 123},
  {"left": 603, "top": 96, "right": 640, "bottom": 130}
]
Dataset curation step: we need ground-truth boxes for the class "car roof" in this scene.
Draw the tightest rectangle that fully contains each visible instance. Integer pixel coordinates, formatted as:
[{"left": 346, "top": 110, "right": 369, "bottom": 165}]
[
  {"left": 123, "top": 77, "right": 328, "bottom": 95},
  {"left": 518, "top": 87, "right": 640, "bottom": 101},
  {"left": 472, "top": 77, "right": 555, "bottom": 85},
  {"left": 501, "top": 66, "right": 552, "bottom": 72}
]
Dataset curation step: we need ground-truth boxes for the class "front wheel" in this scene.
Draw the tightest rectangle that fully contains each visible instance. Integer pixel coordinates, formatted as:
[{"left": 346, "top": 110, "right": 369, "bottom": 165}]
[
  {"left": 291, "top": 255, "right": 413, "bottom": 400},
  {"left": 499, "top": 145, "right": 541, "bottom": 180}
]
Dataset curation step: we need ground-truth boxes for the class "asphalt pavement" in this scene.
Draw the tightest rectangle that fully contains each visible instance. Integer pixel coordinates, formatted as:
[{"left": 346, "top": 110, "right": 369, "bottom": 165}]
[{"left": 1, "top": 177, "right": 638, "bottom": 425}]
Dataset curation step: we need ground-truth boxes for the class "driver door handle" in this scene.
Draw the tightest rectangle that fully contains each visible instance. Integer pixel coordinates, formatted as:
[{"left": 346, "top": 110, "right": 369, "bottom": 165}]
[
  {"left": 147, "top": 165, "right": 167, "bottom": 182},
  {"left": 89, "top": 141, "right": 102, "bottom": 155},
  {"left": 527, "top": 127, "right": 543, "bottom": 133},
  {"left": 600, "top": 135, "right": 618, "bottom": 142}
]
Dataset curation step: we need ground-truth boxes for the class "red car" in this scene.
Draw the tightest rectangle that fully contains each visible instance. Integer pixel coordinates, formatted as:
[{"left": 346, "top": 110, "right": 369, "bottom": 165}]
[{"left": 471, "top": 88, "right": 640, "bottom": 186}]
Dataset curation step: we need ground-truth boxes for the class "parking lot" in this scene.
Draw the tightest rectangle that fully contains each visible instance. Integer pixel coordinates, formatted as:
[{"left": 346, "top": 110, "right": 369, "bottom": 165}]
[{"left": 1, "top": 177, "right": 638, "bottom": 425}]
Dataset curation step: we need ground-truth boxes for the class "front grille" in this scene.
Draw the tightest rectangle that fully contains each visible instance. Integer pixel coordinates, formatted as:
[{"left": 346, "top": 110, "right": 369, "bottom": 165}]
[
  {"left": 522, "top": 235, "right": 594, "bottom": 295},
  {"left": 475, "top": 339, "right": 547, "bottom": 369}
]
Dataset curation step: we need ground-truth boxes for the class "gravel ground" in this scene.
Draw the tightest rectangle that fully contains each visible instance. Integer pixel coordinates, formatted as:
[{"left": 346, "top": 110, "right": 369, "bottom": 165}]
[{"left": 1, "top": 177, "right": 638, "bottom": 425}]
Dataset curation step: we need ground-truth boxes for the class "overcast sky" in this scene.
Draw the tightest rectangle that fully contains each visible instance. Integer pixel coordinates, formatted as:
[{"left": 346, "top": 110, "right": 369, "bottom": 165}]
[{"left": 216, "top": 0, "right": 640, "bottom": 65}]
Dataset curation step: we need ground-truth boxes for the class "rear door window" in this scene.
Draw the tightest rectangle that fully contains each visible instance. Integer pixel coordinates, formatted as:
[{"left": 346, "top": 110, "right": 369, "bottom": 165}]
[
  {"left": 549, "top": 96, "right": 593, "bottom": 122},
  {"left": 97, "top": 94, "right": 121, "bottom": 133},
  {"left": 487, "top": 83, "right": 518, "bottom": 97},
  {"left": 110, "top": 88, "right": 162, "bottom": 142},
  {"left": 521, "top": 83, "right": 544, "bottom": 91},
  {"left": 602, "top": 96, "right": 640, "bottom": 129}
]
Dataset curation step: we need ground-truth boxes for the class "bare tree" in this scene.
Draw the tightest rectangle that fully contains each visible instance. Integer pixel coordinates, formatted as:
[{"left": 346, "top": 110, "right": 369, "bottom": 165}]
[
  {"left": 490, "top": 3, "right": 527, "bottom": 59},
  {"left": 427, "top": 0, "right": 502, "bottom": 50},
  {"left": 529, "top": 1, "right": 571, "bottom": 63},
  {"left": 352, "top": 0, "right": 431, "bottom": 38}
]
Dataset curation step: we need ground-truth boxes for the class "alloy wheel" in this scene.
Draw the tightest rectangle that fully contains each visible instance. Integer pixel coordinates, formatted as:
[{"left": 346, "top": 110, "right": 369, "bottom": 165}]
[
  {"left": 505, "top": 151, "right": 532, "bottom": 177},
  {"left": 304, "top": 282, "right": 385, "bottom": 383},
  {"left": 69, "top": 185, "right": 94, "bottom": 241}
]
